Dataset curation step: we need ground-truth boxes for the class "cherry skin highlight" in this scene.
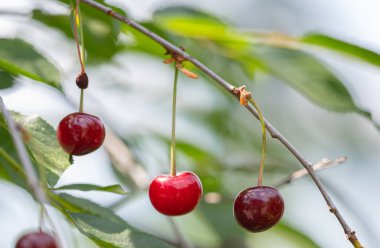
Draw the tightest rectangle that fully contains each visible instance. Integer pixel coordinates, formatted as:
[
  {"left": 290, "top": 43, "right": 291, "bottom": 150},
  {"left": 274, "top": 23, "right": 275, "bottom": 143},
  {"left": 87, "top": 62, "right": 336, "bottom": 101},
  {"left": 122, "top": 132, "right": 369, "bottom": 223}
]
[
  {"left": 16, "top": 231, "right": 57, "bottom": 248},
  {"left": 233, "top": 186, "right": 284, "bottom": 232},
  {"left": 149, "top": 171, "right": 202, "bottom": 216},
  {"left": 57, "top": 112, "right": 105, "bottom": 156}
]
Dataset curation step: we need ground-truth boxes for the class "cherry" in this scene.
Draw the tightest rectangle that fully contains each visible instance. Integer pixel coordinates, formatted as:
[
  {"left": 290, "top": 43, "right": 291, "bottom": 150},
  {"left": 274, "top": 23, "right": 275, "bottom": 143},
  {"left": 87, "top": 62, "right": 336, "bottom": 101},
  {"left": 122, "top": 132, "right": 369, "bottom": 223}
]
[
  {"left": 16, "top": 231, "right": 57, "bottom": 248},
  {"left": 57, "top": 112, "right": 105, "bottom": 156},
  {"left": 149, "top": 171, "right": 202, "bottom": 216},
  {"left": 233, "top": 186, "right": 284, "bottom": 232}
]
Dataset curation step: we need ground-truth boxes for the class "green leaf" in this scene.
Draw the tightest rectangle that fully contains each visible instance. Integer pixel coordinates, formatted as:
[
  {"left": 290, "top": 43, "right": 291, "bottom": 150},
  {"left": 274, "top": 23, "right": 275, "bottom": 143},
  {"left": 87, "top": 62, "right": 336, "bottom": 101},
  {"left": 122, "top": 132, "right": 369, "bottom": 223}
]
[
  {"left": 301, "top": 33, "right": 380, "bottom": 67},
  {"left": 56, "top": 194, "right": 172, "bottom": 248},
  {"left": 54, "top": 183, "right": 128, "bottom": 195},
  {"left": 252, "top": 46, "right": 371, "bottom": 117},
  {"left": 151, "top": 7, "right": 257, "bottom": 81},
  {"left": 122, "top": 23, "right": 167, "bottom": 57},
  {"left": 0, "top": 70, "right": 15, "bottom": 89},
  {"left": 153, "top": 7, "right": 246, "bottom": 43},
  {"left": 11, "top": 112, "right": 72, "bottom": 187},
  {"left": 0, "top": 38, "right": 61, "bottom": 89}
]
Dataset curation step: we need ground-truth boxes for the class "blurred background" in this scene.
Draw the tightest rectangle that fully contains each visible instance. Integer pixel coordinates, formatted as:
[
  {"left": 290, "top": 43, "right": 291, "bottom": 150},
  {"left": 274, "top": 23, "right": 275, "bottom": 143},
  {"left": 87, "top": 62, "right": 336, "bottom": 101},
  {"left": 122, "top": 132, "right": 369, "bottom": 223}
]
[{"left": 0, "top": 0, "right": 379, "bottom": 247}]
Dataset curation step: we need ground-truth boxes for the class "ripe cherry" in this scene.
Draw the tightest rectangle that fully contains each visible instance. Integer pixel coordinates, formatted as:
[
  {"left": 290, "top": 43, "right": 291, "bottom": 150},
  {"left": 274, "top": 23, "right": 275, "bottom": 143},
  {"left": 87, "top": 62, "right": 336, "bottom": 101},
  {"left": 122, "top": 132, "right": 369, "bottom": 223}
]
[
  {"left": 149, "top": 171, "right": 202, "bottom": 216},
  {"left": 16, "top": 231, "right": 57, "bottom": 248},
  {"left": 233, "top": 186, "right": 284, "bottom": 232},
  {"left": 57, "top": 112, "right": 105, "bottom": 156}
]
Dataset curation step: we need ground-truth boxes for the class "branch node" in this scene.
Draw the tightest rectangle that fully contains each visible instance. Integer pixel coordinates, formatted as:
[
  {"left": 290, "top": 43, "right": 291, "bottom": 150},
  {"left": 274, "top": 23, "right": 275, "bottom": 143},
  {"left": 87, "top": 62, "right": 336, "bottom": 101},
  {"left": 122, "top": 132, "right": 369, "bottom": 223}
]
[
  {"left": 329, "top": 207, "right": 337, "bottom": 214},
  {"left": 163, "top": 48, "right": 199, "bottom": 79},
  {"left": 233, "top": 85, "right": 252, "bottom": 106}
]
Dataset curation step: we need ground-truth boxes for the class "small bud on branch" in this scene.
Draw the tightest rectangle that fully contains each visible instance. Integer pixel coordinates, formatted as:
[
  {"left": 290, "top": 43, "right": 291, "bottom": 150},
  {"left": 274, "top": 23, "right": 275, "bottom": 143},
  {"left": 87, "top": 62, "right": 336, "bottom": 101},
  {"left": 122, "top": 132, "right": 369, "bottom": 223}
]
[{"left": 164, "top": 49, "right": 199, "bottom": 79}]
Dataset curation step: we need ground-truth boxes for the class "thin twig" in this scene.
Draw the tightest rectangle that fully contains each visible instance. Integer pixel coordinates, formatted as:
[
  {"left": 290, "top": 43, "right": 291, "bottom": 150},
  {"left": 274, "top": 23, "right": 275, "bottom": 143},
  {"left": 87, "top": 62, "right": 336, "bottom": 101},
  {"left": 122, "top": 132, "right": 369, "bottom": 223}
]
[
  {"left": 79, "top": 1, "right": 363, "bottom": 247},
  {"left": 274, "top": 156, "right": 347, "bottom": 188},
  {"left": 0, "top": 97, "right": 62, "bottom": 247}
]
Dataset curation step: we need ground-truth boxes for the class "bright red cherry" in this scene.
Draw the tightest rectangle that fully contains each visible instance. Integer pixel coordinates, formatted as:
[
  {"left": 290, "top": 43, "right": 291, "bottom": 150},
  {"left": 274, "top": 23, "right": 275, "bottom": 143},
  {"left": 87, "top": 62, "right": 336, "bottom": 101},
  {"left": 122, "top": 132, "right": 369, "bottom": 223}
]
[
  {"left": 233, "top": 186, "right": 284, "bottom": 232},
  {"left": 149, "top": 171, "right": 203, "bottom": 216},
  {"left": 16, "top": 231, "right": 57, "bottom": 248},
  {"left": 57, "top": 112, "right": 105, "bottom": 156}
]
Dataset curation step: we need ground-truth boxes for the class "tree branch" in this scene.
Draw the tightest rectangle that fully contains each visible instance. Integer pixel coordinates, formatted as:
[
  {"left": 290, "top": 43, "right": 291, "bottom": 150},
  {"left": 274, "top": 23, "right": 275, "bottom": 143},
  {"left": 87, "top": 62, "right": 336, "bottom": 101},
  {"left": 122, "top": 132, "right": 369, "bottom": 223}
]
[{"left": 80, "top": 0, "right": 363, "bottom": 247}]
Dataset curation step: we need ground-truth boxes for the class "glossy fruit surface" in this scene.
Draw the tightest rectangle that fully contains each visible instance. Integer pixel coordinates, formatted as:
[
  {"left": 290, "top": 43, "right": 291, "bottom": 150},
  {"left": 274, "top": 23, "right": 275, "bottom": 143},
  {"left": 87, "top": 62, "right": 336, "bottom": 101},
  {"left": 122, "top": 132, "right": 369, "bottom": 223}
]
[
  {"left": 16, "top": 231, "right": 57, "bottom": 248},
  {"left": 149, "top": 171, "right": 202, "bottom": 216},
  {"left": 57, "top": 112, "right": 105, "bottom": 156},
  {"left": 233, "top": 186, "right": 284, "bottom": 232}
]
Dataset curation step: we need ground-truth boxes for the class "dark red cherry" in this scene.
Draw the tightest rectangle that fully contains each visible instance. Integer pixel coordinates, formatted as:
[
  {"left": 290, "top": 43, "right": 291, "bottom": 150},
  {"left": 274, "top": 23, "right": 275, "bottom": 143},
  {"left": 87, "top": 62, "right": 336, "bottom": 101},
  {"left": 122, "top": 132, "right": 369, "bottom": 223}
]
[
  {"left": 233, "top": 186, "right": 284, "bottom": 232},
  {"left": 57, "top": 112, "right": 105, "bottom": 156},
  {"left": 16, "top": 231, "right": 57, "bottom": 248},
  {"left": 149, "top": 171, "right": 202, "bottom": 216}
]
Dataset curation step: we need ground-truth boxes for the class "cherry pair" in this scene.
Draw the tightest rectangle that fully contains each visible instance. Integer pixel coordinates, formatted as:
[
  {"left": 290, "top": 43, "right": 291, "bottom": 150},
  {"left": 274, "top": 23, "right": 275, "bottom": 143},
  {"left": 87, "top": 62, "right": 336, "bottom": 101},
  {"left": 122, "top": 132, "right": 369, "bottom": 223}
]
[{"left": 148, "top": 172, "right": 284, "bottom": 233}]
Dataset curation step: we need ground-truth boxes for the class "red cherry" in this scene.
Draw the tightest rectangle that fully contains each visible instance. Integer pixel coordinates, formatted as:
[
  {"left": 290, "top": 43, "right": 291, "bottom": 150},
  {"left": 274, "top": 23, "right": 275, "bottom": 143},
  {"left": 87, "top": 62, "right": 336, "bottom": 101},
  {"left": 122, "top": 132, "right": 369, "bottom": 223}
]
[
  {"left": 16, "top": 231, "right": 57, "bottom": 248},
  {"left": 233, "top": 186, "right": 284, "bottom": 232},
  {"left": 57, "top": 112, "right": 105, "bottom": 156},
  {"left": 149, "top": 171, "right": 203, "bottom": 216}
]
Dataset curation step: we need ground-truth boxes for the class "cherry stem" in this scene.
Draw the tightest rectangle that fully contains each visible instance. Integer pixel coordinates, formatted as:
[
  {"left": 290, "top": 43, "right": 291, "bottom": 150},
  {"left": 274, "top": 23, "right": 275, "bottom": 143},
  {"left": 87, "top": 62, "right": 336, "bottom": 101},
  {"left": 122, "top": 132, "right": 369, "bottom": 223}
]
[
  {"left": 248, "top": 97, "right": 266, "bottom": 186},
  {"left": 74, "top": 0, "right": 86, "bottom": 113},
  {"left": 74, "top": 0, "right": 85, "bottom": 73},
  {"left": 170, "top": 66, "right": 179, "bottom": 176},
  {"left": 39, "top": 205, "right": 45, "bottom": 232},
  {"left": 79, "top": 89, "right": 84, "bottom": 112}
]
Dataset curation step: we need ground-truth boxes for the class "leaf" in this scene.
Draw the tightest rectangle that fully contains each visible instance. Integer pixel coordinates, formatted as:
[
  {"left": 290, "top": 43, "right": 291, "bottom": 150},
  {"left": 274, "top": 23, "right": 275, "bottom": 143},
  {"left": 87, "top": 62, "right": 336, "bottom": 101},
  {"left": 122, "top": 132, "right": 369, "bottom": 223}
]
[
  {"left": 252, "top": 46, "right": 371, "bottom": 117},
  {"left": 153, "top": 7, "right": 246, "bottom": 43},
  {"left": 151, "top": 7, "right": 258, "bottom": 81},
  {"left": 56, "top": 194, "right": 172, "bottom": 248},
  {"left": 0, "top": 38, "right": 61, "bottom": 89},
  {"left": 11, "top": 112, "right": 72, "bottom": 187},
  {"left": 301, "top": 33, "right": 380, "bottom": 67},
  {"left": 0, "top": 70, "right": 15, "bottom": 89},
  {"left": 54, "top": 183, "right": 128, "bottom": 195},
  {"left": 122, "top": 23, "right": 167, "bottom": 56}
]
